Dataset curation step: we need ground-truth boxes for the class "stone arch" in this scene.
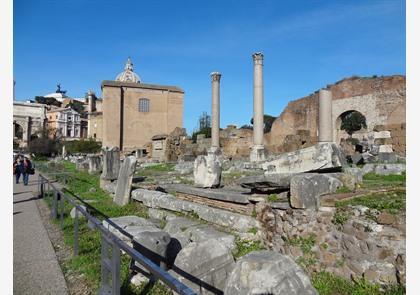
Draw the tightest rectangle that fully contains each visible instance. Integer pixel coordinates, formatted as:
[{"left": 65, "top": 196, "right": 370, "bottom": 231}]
[
  {"left": 334, "top": 110, "right": 367, "bottom": 143},
  {"left": 14, "top": 122, "right": 24, "bottom": 140}
]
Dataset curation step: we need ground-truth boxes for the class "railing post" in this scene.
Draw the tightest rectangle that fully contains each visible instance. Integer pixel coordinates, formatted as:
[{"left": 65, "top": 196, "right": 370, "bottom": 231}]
[
  {"left": 51, "top": 192, "right": 58, "bottom": 219},
  {"left": 60, "top": 194, "right": 64, "bottom": 229},
  {"left": 100, "top": 233, "right": 121, "bottom": 295},
  {"left": 74, "top": 208, "right": 79, "bottom": 256},
  {"left": 40, "top": 178, "right": 44, "bottom": 198}
]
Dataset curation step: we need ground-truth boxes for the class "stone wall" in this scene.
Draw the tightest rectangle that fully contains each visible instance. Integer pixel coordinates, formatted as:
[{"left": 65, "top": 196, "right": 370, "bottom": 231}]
[
  {"left": 257, "top": 205, "right": 405, "bottom": 286},
  {"left": 269, "top": 75, "right": 406, "bottom": 155}
]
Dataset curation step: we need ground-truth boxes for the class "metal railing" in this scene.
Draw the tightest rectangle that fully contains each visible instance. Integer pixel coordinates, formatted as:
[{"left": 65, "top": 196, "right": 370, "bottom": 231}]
[{"left": 37, "top": 173, "right": 196, "bottom": 295}]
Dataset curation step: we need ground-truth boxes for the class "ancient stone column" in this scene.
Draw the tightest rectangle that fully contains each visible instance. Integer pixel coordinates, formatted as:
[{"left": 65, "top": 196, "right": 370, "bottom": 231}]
[
  {"left": 210, "top": 72, "right": 221, "bottom": 150},
  {"left": 250, "top": 52, "right": 266, "bottom": 162},
  {"left": 87, "top": 90, "right": 96, "bottom": 113},
  {"left": 318, "top": 89, "right": 333, "bottom": 142}
]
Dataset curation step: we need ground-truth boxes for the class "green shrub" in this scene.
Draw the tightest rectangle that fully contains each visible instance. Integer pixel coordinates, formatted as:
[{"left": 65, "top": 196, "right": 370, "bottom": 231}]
[{"left": 65, "top": 138, "right": 102, "bottom": 154}]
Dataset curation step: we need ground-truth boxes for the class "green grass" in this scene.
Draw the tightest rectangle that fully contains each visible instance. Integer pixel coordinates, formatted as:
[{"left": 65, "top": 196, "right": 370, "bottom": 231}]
[
  {"left": 312, "top": 271, "right": 405, "bottom": 295},
  {"left": 361, "top": 172, "right": 405, "bottom": 189},
  {"left": 335, "top": 190, "right": 405, "bottom": 214},
  {"left": 336, "top": 186, "right": 353, "bottom": 193},
  {"left": 267, "top": 194, "right": 279, "bottom": 202},
  {"left": 233, "top": 239, "right": 265, "bottom": 259},
  {"left": 38, "top": 160, "right": 173, "bottom": 294},
  {"left": 285, "top": 234, "right": 316, "bottom": 255},
  {"left": 332, "top": 209, "right": 350, "bottom": 228}
]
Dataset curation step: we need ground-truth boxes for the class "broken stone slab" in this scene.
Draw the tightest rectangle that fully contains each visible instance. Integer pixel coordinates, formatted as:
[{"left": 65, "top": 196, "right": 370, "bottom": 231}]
[
  {"left": 70, "top": 205, "right": 87, "bottom": 219},
  {"left": 290, "top": 173, "right": 343, "bottom": 209},
  {"left": 270, "top": 202, "right": 291, "bottom": 210},
  {"left": 102, "top": 215, "right": 159, "bottom": 245},
  {"left": 132, "top": 230, "right": 171, "bottom": 273},
  {"left": 187, "top": 225, "right": 236, "bottom": 252},
  {"left": 374, "top": 164, "right": 406, "bottom": 175},
  {"left": 239, "top": 173, "right": 293, "bottom": 191},
  {"left": 328, "top": 172, "right": 357, "bottom": 190},
  {"left": 171, "top": 239, "right": 235, "bottom": 294},
  {"left": 174, "top": 161, "right": 194, "bottom": 175},
  {"left": 148, "top": 208, "right": 176, "bottom": 221},
  {"left": 343, "top": 167, "right": 364, "bottom": 183},
  {"left": 75, "top": 159, "right": 89, "bottom": 171},
  {"left": 163, "top": 216, "right": 202, "bottom": 248},
  {"left": 160, "top": 183, "right": 250, "bottom": 204},
  {"left": 224, "top": 250, "right": 317, "bottom": 295},
  {"left": 377, "top": 152, "right": 397, "bottom": 163},
  {"left": 379, "top": 145, "right": 393, "bottom": 153},
  {"left": 261, "top": 142, "right": 346, "bottom": 174},
  {"left": 101, "top": 146, "right": 121, "bottom": 181},
  {"left": 194, "top": 152, "right": 222, "bottom": 188},
  {"left": 114, "top": 155, "right": 137, "bottom": 206},
  {"left": 131, "top": 189, "right": 261, "bottom": 232},
  {"left": 374, "top": 131, "right": 391, "bottom": 139},
  {"left": 87, "top": 154, "right": 102, "bottom": 174}
]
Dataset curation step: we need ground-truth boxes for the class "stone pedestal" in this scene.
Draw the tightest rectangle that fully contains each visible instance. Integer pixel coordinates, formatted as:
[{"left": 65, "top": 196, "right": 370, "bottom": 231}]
[
  {"left": 194, "top": 151, "right": 222, "bottom": 188},
  {"left": 318, "top": 89, "right": 333, "bottom": 142},
  {"left": 251, "top": 52, "right": 265, "bottom": 162},
  {"left": 100, "top": 146, "right": 120, "bottom": 189},
  {"left": 114, "top": 155, "right": 137, "bottom": 206},
  {"left": 88, "top": 154, "right": 102, "bottom": 174},
  {"left": 250, "top": 145, "right": 266, "bottom": 163}
]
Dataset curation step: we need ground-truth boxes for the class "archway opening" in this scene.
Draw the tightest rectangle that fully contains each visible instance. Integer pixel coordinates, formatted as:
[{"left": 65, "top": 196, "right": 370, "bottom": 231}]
[{"left": 14, "top": 123, "right": 24, "bottom": 140}]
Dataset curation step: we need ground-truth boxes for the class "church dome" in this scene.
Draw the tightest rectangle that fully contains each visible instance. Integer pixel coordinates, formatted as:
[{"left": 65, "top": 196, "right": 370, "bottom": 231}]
[{"left": 115, "top": 57, "right": 141, "bottom": 83}]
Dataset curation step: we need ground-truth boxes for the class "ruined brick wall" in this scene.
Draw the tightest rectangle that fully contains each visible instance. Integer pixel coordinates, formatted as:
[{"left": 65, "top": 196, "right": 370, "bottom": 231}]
[{"left": 269, "top": 75, "right": 406, "bottom": 155}]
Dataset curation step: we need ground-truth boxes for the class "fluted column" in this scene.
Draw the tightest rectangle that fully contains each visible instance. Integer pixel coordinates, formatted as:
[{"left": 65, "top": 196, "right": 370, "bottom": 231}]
[
  {"left": 318, "top": 89, "right": 333, "bottom": 142},
  {"left": 210, "top": 72, "right": 221, "bottom": 149},
  {"left": 250, "top": 52, "right": 266, "bottom": 162}
]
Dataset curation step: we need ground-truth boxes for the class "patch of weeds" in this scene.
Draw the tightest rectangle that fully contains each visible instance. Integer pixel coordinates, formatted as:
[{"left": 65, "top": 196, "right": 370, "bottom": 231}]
[
  {"left": 321, "top": 242, "right": 329, "bottom": 250},
  {"left": 362, "top": 172, "right": 405, "bottom": 188},
  {"left": 267, "top": 194, "right": 279, "bottom": 202},
  {"left": 296, "top": 255, "right": 317, "bottom": 269},
  {"left": 336, "top": 186, "right": 353, "bottom": 193},
  {"left": 335, "top": 257, "right": 345, "bottom": 267},
  {"left": 180, "top": 227, "right": 188, "bottom": 232},
  {"left": 251, "top": 208, "right": 257, "bottom": 218},
  {"left": 336, "top": 190, "right": 405, "bottom": 214},
  {"left": 233, "top": 239, "right": 265, "bottom": 258},
  {"left": 332, "top": 209, "right": 349, "bottom": 228},
  {"left": 286, "top": 234, "right": 316, "bottom": 255},
  {"left": 247, "top": 227, "right": 258, "bottom": 235},
  {"left": 159, "top": 219, "right": 167, "bottom": 229}
]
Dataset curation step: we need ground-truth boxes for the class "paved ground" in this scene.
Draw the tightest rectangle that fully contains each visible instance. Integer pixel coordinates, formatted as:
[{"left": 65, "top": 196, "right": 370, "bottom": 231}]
[{"left": 13, "top": 172, "right": 69, "bottom": 295}]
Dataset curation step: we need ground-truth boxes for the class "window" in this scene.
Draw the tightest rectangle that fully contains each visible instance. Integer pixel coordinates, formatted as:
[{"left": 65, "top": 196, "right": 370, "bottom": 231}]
[
  {"left": 55, "top": 115, "right": 58, "bottom": 119},
  {"left": 139, "top": 98, "right": 150, "bottom": 112}
]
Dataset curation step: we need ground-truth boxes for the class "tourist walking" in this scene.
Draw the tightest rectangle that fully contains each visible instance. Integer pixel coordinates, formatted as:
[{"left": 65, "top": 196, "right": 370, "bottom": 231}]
[
  {"left": 22, "top": 156, "right": 34, "bottom": 186},
  {"left": 14, "top": 156, "right": 24, "bottom": 184}
]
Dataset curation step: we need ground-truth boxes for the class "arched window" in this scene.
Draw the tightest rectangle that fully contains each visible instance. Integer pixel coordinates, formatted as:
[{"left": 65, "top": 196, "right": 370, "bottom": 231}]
[{"left": 139, "top": 98, "right": 150, "bottom": 112}]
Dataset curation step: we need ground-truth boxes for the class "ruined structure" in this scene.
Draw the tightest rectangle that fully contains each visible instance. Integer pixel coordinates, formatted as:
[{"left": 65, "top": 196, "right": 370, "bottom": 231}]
[
  {"left": 13, "top": 101, "right": 47, "bottom": 148},
  {"left": 269, "top": 75, "right": 406, "bottom": 155}
]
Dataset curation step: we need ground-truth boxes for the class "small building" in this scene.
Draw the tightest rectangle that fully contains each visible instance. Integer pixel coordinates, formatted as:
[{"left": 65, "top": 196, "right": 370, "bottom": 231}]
[
  {"left": 46, "top": 107, "right": 82, "bottom": 139},
  {"left": 99, "top": 57, "right": 184, "bottom": 152}
]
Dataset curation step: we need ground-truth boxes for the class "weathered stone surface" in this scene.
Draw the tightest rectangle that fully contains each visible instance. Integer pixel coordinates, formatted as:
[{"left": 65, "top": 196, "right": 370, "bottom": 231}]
[
  {"left": 374, "top": 131, "right": 391, "bottom": 139},
  {"left": 102, "top": 180, "right": 117, "bottom": 195},
  {"left": 174, "top": 161, "right": 194, "bottom": 175},
  {"left": 162, "top": 183, "right": 250, "bottom": 204},
  {"left": 102, "top": 216, "right": 158, "bottom": 244},
  {"left": 114, "top": 156, "right": 137, "bottom": 206},
  {"left": 239, "top": 173, "right": 293, "bottom": 191},
  {"left": 163, "top": 216, "right": 201, "bottom": 247},
  {"left": 87, "top": 154, "right": 102, "bottom": 174},
  {"left": 133, "top": 230, "right": 171, "bottom": 271},
  {"left": 377, "top": 212, "right": 396, "bottom": 225},
  {"left": 290, "top": 174, "right": 343, "bottom": 209},
  {"left": 75, "top": 159, "right": 89, "bottom": 171},
  {"left": 132, "top": 189, "right": 261, "bottom": 232},
  {"left": 194, "top": 152, "right": 222, "bottom": 188},
  {"left": 379, "top": 145, "right": 393, "bottom": 153},
  {"left": 100, "top": 146, "right": 120, "bottom": 181},
  {"left": 187, "top": 226, "right": 236, "bottom": 252},
  {"left": 343, "top": 167, "right": 363, "bottom": 183},
  {"left": 261, "top": 143, "right": 346, "bottom": 174},
  {"left": 328, "top": 172, "right": 356, "bottom": 190},
  {"left": 374, "top": 164, "right": 405, "bottom": 175},
  {"left": 171, "top": 239, "right": 235, "bottom": 294},
  {"left": 224, "top": 250, "right": 317, "bottom": 295}
]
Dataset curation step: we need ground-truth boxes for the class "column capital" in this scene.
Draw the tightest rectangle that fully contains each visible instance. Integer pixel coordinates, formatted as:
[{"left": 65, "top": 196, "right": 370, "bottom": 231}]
[
  {"left": 210, "top": 72, "right": 222, "bottom": 81},
  {"left": 252, "top": 52, "right": 264, "bottom": 64}
]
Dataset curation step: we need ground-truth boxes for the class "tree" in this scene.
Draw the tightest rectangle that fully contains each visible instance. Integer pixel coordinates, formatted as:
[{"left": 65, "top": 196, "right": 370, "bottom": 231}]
[
  {"left": 250, "top": 114, "right": 277, "bottom": 133},
  {"left": 65, "top": 100, "right": 85, "bottom": 115},
  {"left": 34, "top": 96, "right": 61, "bottom": 107},
  {"left": 191, "top": 112, "right": 211, "bottom": 143},
  {"left": 28, "top": 128, "right": 61, "bottom": 157},
  {"left": 64, "top": 138, "right": 102, "bottom": 154},
  {"left": 340, "top": 111, "right": 367, "bottom": 136},
  {"left": 239, "top": 124, "right": 253, "bottom": 130}
]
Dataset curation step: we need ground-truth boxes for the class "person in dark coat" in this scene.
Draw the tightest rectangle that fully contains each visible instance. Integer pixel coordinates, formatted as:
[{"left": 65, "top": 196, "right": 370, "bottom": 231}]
[
  {"left": 22, "top": 156, "right": 33, "bottom": 185},
  {"left": 14, "top": 156, "right": 24, "bottom": 184}
]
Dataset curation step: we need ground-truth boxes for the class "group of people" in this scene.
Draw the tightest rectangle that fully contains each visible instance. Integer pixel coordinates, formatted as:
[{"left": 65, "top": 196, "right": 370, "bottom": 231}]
[{"left": 13, "top": 155, "right": 34, "bottom": 185}]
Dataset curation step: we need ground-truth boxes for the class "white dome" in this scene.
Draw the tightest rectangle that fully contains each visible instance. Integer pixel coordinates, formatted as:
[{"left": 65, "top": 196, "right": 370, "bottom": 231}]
[
  {"left": 44, "top": 92, "right": 67, "bottom": 102},
  {"left": 115, "top": 57, "right": 141, "bottom": 83}
]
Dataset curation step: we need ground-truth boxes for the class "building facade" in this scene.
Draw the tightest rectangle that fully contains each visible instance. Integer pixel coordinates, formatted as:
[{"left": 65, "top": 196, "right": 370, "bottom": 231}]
[
  {"left": 95, "top": 58, "right": 184, "bottom": 152},
  {"left": 47, "top": 107, "right": 83, "bottom": 139}
]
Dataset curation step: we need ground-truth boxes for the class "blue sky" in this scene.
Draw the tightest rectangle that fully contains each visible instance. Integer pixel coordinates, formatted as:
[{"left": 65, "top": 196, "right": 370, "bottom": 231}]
[{"left": 14, "top": 0, "right": 406, "bottom": 134}]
